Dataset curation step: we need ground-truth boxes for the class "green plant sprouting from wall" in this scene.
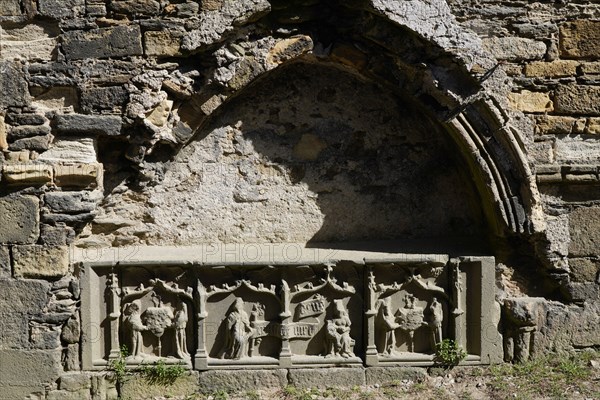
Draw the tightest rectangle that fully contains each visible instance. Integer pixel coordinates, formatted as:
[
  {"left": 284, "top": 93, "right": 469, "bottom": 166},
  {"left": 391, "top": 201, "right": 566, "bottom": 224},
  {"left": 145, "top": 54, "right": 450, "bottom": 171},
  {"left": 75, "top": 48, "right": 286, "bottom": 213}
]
[{"left": 434, "top": 339, "right": 467, "bottom": 367}]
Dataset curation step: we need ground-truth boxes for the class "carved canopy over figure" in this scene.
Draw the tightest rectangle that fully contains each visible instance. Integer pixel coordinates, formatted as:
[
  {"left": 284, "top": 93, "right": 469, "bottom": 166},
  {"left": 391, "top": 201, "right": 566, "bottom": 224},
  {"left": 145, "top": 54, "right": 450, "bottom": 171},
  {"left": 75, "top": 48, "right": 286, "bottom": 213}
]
[
  {"left": 325, "top": 299, "right": 355, "bottom": 358},
  {"left": 221, "top": 298, "right": 255, "bottom": 360}
]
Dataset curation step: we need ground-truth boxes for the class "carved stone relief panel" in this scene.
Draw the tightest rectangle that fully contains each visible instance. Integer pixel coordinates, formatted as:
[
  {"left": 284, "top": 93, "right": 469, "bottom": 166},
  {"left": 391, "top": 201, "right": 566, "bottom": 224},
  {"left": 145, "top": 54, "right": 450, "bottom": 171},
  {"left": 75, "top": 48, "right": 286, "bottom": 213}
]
[{"left": 80, "top": 252, "right": 501, "bottom": 370}]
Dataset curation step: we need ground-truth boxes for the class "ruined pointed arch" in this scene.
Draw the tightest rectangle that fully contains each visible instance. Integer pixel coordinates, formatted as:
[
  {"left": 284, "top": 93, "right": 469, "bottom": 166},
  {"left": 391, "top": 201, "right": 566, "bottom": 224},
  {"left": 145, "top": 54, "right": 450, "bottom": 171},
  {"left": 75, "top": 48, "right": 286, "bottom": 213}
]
[{"left": 180, "top": 0, "right": 543, "bottom": 240}]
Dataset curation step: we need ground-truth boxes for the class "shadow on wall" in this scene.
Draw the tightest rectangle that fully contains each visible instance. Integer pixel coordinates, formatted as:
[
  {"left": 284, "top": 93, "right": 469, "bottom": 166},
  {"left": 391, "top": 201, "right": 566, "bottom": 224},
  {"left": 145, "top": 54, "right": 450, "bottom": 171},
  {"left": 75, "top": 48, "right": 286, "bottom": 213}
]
[{"left": 181, "top": 61, "right": 489, "bottom": 253}]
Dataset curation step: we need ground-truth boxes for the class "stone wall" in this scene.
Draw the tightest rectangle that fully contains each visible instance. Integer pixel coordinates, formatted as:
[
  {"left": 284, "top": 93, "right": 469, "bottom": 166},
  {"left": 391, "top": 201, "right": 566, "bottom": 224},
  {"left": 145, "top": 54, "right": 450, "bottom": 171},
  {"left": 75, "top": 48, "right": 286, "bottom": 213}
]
[{"left": 1, "top": 0, "right": 600, "bottom": 398}]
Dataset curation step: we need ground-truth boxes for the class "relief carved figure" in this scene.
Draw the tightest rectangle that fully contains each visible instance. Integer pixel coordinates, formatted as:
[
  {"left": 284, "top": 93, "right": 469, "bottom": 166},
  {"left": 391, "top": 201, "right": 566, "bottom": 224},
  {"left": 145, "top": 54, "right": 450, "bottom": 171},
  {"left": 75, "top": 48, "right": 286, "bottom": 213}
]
[
  {"left": 123, "top": 300, "right": 148, "bottom": 358},
  {"left": 378, "top": 297, "right": 400, "bottom": 356},
  {"left": 221, "top": 298, "right": 255, "bottom": 360},
  {"left": 325, "top": 299, "right": 355, "bottom": 358},
  {"left": 174, "top": 302, "right": 190, "bottom": 359},
  {"left": 427, "top": 297, "right": 444, "bottom": 346}
]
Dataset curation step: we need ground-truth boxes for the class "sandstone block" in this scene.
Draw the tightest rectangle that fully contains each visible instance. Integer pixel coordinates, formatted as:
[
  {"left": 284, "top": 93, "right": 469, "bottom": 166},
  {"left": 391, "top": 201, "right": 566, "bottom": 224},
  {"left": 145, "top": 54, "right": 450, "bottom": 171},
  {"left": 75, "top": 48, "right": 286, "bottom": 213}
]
[
  {"left": 38, "top": 0, "right": 84, "bottom": 19},
  {"left": 44, "top": 191, "right": 101, "bottom": 213},
  {"left": 560, "top": 20, "right": 600, "bottom": 59},
  {"left": 8, "top": 125, "right": 51, "bottom": 141},
  {"left": 3, "top": 163, "right": 53, "bottom": 185},
  {"left": 61, "top": 25, "right": 143, "bottom": 60},
  {"left": 555, "top": 85, "right": 600, "bottom": 116},
  {"left": 0, "top": 195, "right": 40, "bottom": 243},
  {"left": 524, "top": 60, "right": 578, "bottom": 77},
  {"left": 54, "top": 163, "right": 102, "bottom": 188},
  {"left": 0, "top": 246, "right": 10, "bottom": 278},
  {"left": 508, "top": 90, "right": 553, "bottom": 113},
  {"left": 288, "top": 368, "right": 366, "bottom": 388},
  {"left": 9, "top": 134, "right": 53, "bottom": 152},
  {"left": 46, "top": 389, "right": 90, "bottom": 400},
  {"left": 0, "top": 0, "right": 21, "bottom": 15},
  {"left": 586, "top": 118, "right": 600, "bottom": 135},
  {"left": 59, "top": 373, "right": 91, "bottom": 392},
  {"left": 13, "top": 245, "right": 70, "bottom": 278},
  {"left": 0, "top": 349, "right": 62, "bottom": 389},
  {"left": 569, "top": 207, "right": 600, "bottom": 257},
  {"left": 7, "top": 113, "right": 47, "bottom": 126},
  {"left": 569, "top": 258, "right": 600, "bottom": 282},
  {"left": 197, "top": 369, "right": 287, "bottom": 393},
  {"left": 144, "top": 30, "right": 184, "bottom": 57},
  {"left": 267, "top": 35, "right": 313, "bottom": 65},
  {"left": 80, "top": 86, "right": 128, "bottom": 112},
  {"left": 120, "top": 373, "right": 198, "bottom": 399},
  {"left": 482, "top": 37, "right": 546, "bottom": 61},
  {"left": 0, "top": 62, "right": 30, "bottom": 108},
  {"left": 110, "top": 0, "right": 161, "bottom": 15},
  {"left": 365, "top": 367, "right": 427, "bottom": 385},
  {"left": 561, "top": 282, "right": 600, "bottom": 302},
  {"left": 38, "top": 138, "right": 97, "bottom": 163},
  {"left": 535, "top": 115, "right": 586, "bottom": 135},
  {"left": 0, "top": 114, "right": 8, "bottom": 151},
  {"left": 581, "top": 62, "right": 600, "bottom": 74},
  {"left": 54, "top": 114, "right": 122, "bottom": 136}
]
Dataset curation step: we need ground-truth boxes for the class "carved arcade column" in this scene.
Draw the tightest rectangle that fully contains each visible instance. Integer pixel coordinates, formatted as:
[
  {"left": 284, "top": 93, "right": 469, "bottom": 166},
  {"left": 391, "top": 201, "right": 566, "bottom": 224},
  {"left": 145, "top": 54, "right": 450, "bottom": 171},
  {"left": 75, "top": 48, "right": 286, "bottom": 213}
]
[
  {"left": 107, "top": 272, "right": 121, "bottom": 361},
  {"left": 365, "top": 267, "right": 379, "bottom": 366},
  {"left": 195, "top": 281, "right": 209, "bottom": 370}
]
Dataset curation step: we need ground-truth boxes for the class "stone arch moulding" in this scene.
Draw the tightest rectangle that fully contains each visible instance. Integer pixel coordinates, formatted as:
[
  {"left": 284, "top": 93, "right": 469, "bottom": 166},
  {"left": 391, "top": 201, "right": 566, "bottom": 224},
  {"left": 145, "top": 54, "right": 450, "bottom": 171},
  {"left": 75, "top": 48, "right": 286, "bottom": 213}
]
[
  {"left": 78, "top": 0, "right": 544, "bottom": 371},
  {"left": 172, "top": 0, "right": 544, "bottom": 240}
]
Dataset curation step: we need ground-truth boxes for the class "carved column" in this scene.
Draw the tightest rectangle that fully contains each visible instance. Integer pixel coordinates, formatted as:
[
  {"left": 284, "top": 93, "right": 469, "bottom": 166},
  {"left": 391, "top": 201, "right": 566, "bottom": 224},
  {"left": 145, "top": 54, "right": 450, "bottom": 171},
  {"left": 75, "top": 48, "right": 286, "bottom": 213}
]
[
  {"left": 450, "top": 259, "right": 466, "bottom": 348},
  {"left": 107, "top": 272, "right": 121, "bottom": 361},
  {"left": 194, "top": 281, "right": 208, "bottom": 370},
  {"left": 365, "top": 267, "right": 378, "bottom": 366},
  {"left": 279, "top": 279, "right": 292, "bottom": 368}
]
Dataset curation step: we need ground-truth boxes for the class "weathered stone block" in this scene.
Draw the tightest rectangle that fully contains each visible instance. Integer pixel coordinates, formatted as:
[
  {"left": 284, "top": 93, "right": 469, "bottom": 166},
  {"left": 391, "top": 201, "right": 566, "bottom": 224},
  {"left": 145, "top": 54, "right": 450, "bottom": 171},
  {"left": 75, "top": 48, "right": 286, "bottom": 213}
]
[
  {"left": 120, "top": 373, "right": 198, "bottom": 399},
  {"left": 0, "top": 195, "right": 40, "bottom": 244},
  {"left": 9, "top": 134, "right": 53, "bottom": 152},
  {"left": 38, "top": 0, "right": 85, "bottom": 18},
  {"left": 555, "top": 85, "right": 600, "bottom": 116},
  {"left": 13, "top": 245, "right": 69, "bottom": 278},
  {"left": 535, "top": 115, "right": 586, "bottom": 135},
  {"left": 0, "top": 114, "right": 8, "bottom": 151},
  {"left": 482, "top": 37, "right": 546, "bottom": 61},
  {"left": 524, "top": 60, "right": 578, "bottom": 77},
  {"left": 508, "top": 90, "right": 553, "bottom": 113},
  {"left": 561, "top": 282, "right": 600, "bottom": 302},
  {"left": 61, "top": 25, "right": 143, "bottom": 60},
  {"left": 44, "top": 191, "right": 101, "bottom": 213},
  {"left": 0, "top": 62, "right": 30, "bottom": 108},
  {"left": 0, "top": 0, "right": 21, "bottom": 16},
  {"left": 54, "top": 163, "right": 102, "bottom": 188},
  {"left": 197, "top": 369, "right": 287, "bottom": 393},
  {"left": 59, "top": 373, "right": 91, "bottom": 392},
  {"left": 560, "top": 20, "right": 600, "bottom": 59},
  {"left": 288, "top": 368, "right": 366, "bottom": 388},
  {"left": 0, "top": 349, "right": 62, "bottom": 391},
  {"left": 3, "top": 163, "right": 53, "bottom": 185},
  {"left": 570, "top": 258, "right": 600, "bottom": 282},
  {"left": 569, "top": 207, "right": 600, "bottom": 257},
  {"left": 0, "top": 246, "right": 10, "bottom": 278},
  {"left": 267, "top": 35, "right": 313, "bottom": 65},
  {"left": 8, "top": 125, "right": 52, "bottom": 141},
  {"left": 587, "top": 118, "right": 600, "bottom": 135},
  {"left": 365, "top": 367, "right": 427, "bottom": 385},
  {"left": 46, "top": 389, "right": 90, "bottom": 400},
  {"left": 581, "top": 62, "right": 600, "bottom": 74},
  {"left": 110, "top": 0, "right": 161, "bottom": 15},
  {"left": 38, "top": 138, "right": 97, "bottom": 163},
  {"left": 80, "top": 86, "right": 128, "bottom": 112},
  {"left": 144, "top": 30, "right": 184, "bottom": 57},
  {"left": 54, "top": 114, "right": 122, "bottom": 136}
]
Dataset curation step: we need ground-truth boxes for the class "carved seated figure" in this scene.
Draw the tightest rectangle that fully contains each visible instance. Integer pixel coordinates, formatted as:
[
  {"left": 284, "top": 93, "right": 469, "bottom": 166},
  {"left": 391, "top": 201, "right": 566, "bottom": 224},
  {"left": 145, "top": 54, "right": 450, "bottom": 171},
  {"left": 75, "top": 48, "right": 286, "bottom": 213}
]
[
  {"left": 221, "top": 298, "right": 255, "bottom": 360},
  {"left": 325, "top": 300, "right": 355, "bottom": 358}
]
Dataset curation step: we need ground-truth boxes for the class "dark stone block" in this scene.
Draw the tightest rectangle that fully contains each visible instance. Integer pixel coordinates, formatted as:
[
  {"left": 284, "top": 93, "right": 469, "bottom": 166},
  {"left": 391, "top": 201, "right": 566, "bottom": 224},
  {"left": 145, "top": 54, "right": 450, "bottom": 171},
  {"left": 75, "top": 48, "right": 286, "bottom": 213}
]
[{"left": 61, "top": 25, "right": 143, "bottom": 60}]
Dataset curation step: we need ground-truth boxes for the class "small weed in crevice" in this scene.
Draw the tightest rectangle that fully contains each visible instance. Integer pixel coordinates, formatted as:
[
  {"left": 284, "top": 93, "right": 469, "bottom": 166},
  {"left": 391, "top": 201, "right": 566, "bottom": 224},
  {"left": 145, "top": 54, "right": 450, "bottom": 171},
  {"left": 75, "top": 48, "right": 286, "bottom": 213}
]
[
  {"left": 140, "top": 359, "right": 187, "bottom": 385},
  {"left": 434, "top": 339, "right": 467, "bottom": 367}
]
